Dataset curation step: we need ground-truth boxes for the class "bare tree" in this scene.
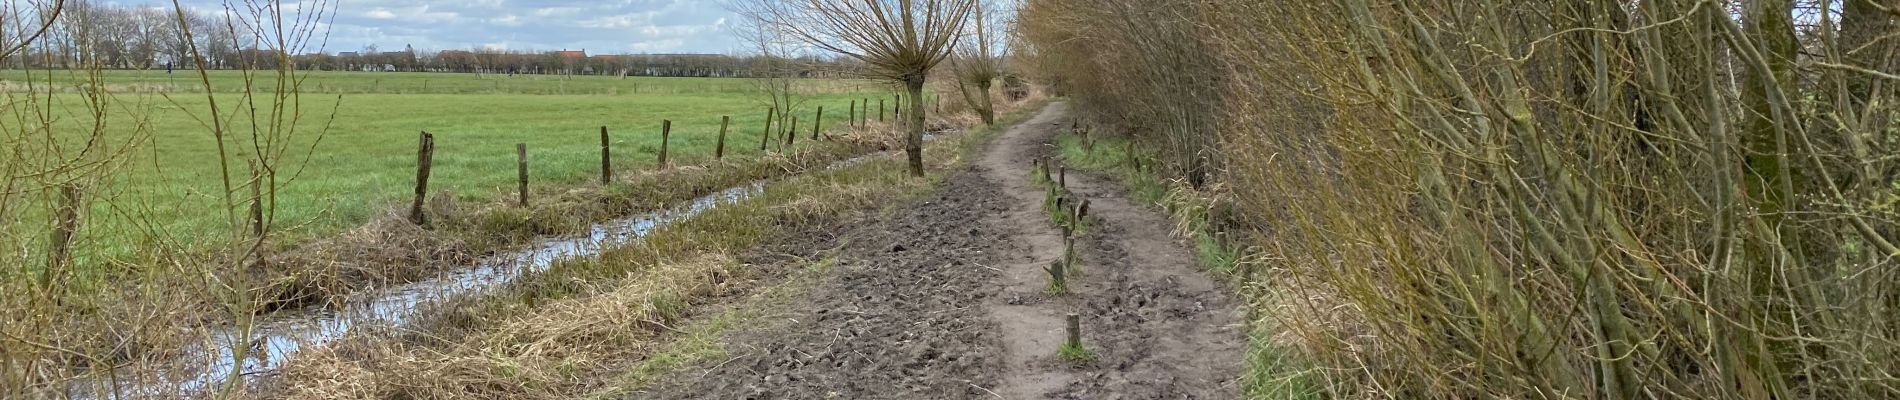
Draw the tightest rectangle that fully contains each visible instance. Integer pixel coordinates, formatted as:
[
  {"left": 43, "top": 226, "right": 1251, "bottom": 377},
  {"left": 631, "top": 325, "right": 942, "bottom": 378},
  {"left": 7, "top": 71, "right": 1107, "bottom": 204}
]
[
  {"left": 127, "top": 6, "right": 168, "bottom": 68},
  {"left": 729, "top": 1, "right": 813, "bottom": 149},
  {"left": 734, "top": 0, "right": 978, "bottom": 177},
  {"left": 952, "top": 0, "right": 1005, "bottom": 125},
  {"left": 169, "top": 0, "right": 340, "bottom": 391}
]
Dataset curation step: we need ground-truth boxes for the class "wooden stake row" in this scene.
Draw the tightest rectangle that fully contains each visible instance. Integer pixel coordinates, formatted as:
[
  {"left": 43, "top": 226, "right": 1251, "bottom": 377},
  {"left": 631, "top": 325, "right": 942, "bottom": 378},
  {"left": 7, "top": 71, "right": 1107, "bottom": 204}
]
[
  {"left": 1044, "top": 158, "right": 1090, "bottom": 360},
  {"left": 409, "top": 104, "right": 865, "bottom": 226}
]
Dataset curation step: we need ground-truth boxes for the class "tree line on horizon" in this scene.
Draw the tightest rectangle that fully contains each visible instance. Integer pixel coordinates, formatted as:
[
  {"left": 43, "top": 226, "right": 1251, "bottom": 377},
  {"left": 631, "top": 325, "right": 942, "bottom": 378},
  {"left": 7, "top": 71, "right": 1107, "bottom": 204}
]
[{"left": 2, "top": 0, "right": 867, "bottom": 78}]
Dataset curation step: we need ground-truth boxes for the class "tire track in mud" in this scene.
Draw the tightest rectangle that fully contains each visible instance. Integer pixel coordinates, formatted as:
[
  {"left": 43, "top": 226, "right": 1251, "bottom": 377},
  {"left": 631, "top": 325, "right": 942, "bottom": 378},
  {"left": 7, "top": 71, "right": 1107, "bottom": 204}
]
[{"left": 638, "top": 102, "right": 1243, "bottom": 399}]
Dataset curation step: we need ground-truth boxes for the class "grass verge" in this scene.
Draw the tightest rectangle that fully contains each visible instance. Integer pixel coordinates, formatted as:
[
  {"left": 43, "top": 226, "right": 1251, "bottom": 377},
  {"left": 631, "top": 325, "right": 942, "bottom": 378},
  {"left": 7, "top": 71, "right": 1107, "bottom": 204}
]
[{"left": 582, "top": 252, "right": 842, "bottom": 399}]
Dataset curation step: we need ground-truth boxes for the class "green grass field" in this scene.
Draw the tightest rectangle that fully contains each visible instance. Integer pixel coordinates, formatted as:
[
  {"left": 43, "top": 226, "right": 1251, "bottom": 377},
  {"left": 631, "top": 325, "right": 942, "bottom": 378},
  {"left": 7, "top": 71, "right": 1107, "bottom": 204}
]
[{"left": 3, "top": 70, "right": 900, "bottom": 264}]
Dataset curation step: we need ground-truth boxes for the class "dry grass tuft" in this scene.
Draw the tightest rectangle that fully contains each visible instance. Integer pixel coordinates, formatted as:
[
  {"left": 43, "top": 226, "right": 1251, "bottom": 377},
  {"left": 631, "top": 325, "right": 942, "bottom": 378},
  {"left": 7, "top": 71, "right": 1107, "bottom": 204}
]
[
  {"left": 826, "top": 120, "right": 909, "bottom": 150},
  {"left": 273, "top": 207, "right": 478, "bottom": 309},
  {"left": 278, "top": 253, "right": 737, "bottom": 399}
]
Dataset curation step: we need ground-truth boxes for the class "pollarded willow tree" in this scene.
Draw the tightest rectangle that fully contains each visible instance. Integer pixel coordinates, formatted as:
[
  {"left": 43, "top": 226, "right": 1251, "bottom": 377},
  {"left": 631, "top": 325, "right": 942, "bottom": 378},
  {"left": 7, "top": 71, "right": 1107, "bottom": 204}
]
[
  {"left": 733, "top": 0, "right": 978, "bottom": 177},
  {"left": 951, "top": 0, "right": 1006, "bottom": 126}
]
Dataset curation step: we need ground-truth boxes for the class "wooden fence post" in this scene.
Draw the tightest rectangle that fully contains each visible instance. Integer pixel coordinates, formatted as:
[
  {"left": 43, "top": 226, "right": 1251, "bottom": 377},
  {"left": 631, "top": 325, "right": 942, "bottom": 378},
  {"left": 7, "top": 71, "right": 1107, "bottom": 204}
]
[
  {"left": 1045, "top": 251, "right": 1067, "bottom": 293},
  {"left": 1042, "top": 158, "right": 1053, "bottom": 183},
  {"left": 1065, "top": 314, "right": 1082, "bottom": 349},
  {"left": 715, "top": 115, "right": 730, "bottom": 160},
  {"left": 409, "top": 131, "right": 434, "bottom": 225},
  {"left": 1083, "top": 124, "right": 1094, "bottom": 152},
  {"left": 659, "top": 120, "right": 672, "bottom": 167},
  {"left": 760, "top": 108, "right": 775, "bottom": 152},
  {"left": 849, "top": 100, "right": 857, "bottom": 128},
  {"left": 879, "top": 99, "right": 886, "bottom": 122},
  {"left": 1046, "top": 185, "right": 1060, "bottom": 220},
  {"left": 1063, "top": 223, "right": 1078, "bottom": 274},
  {"left": 600, "top": 126, "right": 613, "bottom": 185},
  {"left": 812, "top": 106, "right": 824, "bottom": 140},
  {"left": 787, "top": 115, "right": 799, "bottom": 148},
  {"left": 516, "top": 143, "right": 530, "bottom": 207}
]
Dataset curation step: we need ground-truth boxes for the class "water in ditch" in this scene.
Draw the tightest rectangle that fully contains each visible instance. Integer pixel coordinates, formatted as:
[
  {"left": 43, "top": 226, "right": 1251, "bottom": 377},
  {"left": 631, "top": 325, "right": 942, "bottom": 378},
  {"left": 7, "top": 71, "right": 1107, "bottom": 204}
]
[{"left": 77, "top": 138, "right": 947, "bottom": 398}]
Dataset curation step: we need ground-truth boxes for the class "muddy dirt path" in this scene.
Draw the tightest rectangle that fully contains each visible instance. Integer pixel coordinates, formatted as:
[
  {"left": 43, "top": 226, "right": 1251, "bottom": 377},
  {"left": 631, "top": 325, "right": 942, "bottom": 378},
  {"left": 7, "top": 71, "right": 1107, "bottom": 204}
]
[
  {"left": 978, "top": 102, "right": 1243, "bottom": 398},
  {"left": 637, "top": 102, "right": 1243, "bottom": 399}
]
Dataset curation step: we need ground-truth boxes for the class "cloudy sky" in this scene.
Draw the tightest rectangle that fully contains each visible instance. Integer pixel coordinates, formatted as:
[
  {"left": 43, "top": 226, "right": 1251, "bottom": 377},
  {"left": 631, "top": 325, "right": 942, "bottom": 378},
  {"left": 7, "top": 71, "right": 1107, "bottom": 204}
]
[{"left": 185, "top": 0, "right": 743, "bottom": 55}]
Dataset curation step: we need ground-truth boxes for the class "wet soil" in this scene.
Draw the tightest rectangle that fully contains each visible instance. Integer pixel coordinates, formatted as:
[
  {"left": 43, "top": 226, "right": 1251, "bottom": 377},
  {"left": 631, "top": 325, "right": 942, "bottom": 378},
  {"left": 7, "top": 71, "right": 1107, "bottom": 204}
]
[{"left": 636, "top": 103, "right": 1244, "bottom": 399}]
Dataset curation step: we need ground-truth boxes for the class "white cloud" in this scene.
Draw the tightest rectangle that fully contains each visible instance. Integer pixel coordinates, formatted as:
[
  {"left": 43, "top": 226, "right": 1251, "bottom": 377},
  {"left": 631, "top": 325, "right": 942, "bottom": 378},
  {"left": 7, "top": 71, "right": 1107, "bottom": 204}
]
[
  {"left": 640, "top": 24, "right": 715, "bottom": 36},
  {"left": 579, "top": 13, "right": 654, "bottom": 29},
  {"left": 531, "top": 7, "right": 582, "bottom": 17},
  {"left": 364, "top": 8, "right": 397, "bottom": 19},
  {"left": 406, "top": 5, "right": 463, "bottom": 24}
]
